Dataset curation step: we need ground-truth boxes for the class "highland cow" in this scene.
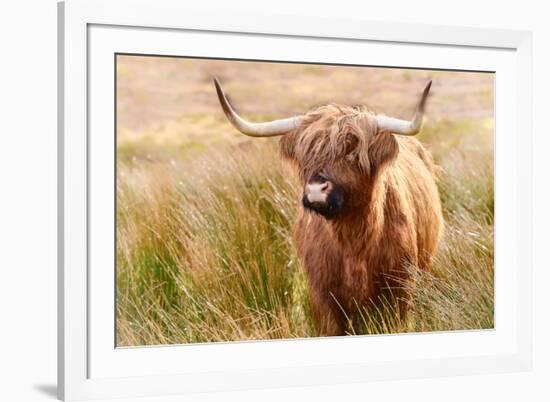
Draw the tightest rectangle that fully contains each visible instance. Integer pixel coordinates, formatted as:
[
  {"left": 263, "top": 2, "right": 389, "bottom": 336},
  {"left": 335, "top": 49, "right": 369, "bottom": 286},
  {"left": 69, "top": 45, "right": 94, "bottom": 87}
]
[{"left": 214, "top": 78, "right": 444, "bottom": 336}]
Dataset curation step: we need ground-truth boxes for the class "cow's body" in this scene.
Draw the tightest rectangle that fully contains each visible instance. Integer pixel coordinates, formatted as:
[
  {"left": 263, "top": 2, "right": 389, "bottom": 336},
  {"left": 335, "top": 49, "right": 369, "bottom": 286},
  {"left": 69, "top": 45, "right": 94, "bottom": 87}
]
[{"left": 292, "top": 136, "right": 443, "bottom": 335}]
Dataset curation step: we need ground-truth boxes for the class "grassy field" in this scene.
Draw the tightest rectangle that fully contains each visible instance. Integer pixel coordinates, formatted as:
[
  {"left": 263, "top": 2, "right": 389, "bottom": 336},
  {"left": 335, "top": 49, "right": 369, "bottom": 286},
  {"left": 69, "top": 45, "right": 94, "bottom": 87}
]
[{"left": 116, "top": 56, "right": 494, "bottom": 346}]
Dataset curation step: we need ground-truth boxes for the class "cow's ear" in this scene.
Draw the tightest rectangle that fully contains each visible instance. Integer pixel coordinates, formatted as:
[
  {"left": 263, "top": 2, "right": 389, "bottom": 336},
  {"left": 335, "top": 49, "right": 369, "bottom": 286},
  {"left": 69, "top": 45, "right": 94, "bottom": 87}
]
[
  {"left": 368, "top": 130, "right": 399, "bottom": 171},
  {"left": 279, "top": 132, "right": 296, "bottom": 161}
]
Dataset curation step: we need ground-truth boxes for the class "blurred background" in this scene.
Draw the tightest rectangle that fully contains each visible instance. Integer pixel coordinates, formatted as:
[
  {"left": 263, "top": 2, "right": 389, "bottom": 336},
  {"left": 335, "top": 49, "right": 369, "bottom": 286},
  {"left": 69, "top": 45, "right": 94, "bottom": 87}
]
[
  {"left": 116, "top": 56, "right": 493, "bottom": 161},
  {"left": 116, "top": 55, "right": 494, "bottom": 346}
]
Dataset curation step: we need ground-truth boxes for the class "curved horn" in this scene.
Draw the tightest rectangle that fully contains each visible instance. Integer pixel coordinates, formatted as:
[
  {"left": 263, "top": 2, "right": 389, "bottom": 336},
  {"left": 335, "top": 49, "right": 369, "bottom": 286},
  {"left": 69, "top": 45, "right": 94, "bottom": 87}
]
[
  {"left": 214, "top": 77, "right": 301, "bottom": 137},
  {"left": 375, "top": 80, "right": 432, "bottom": 136}
]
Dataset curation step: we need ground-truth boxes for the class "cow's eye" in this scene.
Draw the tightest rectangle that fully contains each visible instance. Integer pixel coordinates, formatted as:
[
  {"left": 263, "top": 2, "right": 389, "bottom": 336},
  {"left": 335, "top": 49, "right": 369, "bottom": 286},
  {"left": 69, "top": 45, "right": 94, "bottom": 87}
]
[{"left": 310, "top": 173, "right": 327, "bottom": 184}]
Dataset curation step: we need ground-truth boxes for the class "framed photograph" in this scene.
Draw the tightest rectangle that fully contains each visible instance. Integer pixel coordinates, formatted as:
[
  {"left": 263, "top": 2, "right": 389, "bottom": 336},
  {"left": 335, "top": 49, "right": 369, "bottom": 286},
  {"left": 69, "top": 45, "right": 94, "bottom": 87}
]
[{"left": 58, "top": 0, "right": 533, "bottom": 400}]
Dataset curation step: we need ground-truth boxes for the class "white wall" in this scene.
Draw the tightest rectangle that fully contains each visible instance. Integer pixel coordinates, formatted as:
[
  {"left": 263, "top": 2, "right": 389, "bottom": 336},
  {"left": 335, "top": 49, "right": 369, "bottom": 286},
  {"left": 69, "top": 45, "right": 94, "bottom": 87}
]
[{"left": 0, "top": 1, "right": 547, "bottom": 401}]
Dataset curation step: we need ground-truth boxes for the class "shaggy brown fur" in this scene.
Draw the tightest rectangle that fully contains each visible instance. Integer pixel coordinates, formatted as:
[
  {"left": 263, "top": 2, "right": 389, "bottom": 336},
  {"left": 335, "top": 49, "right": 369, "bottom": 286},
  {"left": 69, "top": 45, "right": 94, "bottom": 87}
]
[{"left": 280, "top": 104, "right": 444, "bottom": 336}]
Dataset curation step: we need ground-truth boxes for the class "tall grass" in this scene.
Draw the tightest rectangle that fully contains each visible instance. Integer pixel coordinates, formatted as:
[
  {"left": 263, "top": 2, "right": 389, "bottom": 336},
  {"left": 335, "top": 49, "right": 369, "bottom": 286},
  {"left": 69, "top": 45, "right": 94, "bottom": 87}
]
[{"left": 116, "top": 119, "right": 494, "bottom": 346}]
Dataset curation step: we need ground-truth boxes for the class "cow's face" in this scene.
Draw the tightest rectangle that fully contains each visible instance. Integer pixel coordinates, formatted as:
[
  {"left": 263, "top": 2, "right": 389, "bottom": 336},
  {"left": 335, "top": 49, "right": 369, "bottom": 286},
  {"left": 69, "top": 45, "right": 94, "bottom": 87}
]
[
  {"left": 279, "top": 105, "right": 399, "bottom": 219},
  {"left": 213, "top": 78, "right": 431, "bottom": 220}
]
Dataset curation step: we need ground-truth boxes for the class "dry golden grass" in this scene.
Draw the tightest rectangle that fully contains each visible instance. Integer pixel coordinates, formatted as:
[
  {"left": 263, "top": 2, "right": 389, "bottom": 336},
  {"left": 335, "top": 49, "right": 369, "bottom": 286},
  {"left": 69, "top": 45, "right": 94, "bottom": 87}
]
[{"left": 116, "top": 56, "right": 494, "bottom": 346}]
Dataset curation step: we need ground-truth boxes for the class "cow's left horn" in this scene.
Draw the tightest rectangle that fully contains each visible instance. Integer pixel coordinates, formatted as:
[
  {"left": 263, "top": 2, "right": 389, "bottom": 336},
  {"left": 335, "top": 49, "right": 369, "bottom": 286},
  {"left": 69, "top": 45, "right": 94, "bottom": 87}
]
[
  {"left": 214, "top": 77, "right": 301, "bottom": 137},
  {"left": 375, "top": 80, "right": 432, "bottom": 136}
]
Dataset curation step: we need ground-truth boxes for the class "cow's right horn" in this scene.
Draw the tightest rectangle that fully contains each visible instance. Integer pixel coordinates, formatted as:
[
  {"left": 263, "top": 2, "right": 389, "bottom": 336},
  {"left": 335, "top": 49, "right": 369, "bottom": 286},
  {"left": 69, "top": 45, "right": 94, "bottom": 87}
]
[
  {"left": 375, "top": 80, "right": 432, "bottom": 136},
  {"left": 214, "top": 77, "right": 301, "bottom": 137}
]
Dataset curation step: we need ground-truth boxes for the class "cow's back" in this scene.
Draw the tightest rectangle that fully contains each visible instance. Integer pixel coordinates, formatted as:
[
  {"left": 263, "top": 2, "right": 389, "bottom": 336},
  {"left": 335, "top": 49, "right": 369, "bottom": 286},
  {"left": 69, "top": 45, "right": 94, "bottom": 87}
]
[{"left": 390, "top": 137, "right": 444, "bottom": 269}]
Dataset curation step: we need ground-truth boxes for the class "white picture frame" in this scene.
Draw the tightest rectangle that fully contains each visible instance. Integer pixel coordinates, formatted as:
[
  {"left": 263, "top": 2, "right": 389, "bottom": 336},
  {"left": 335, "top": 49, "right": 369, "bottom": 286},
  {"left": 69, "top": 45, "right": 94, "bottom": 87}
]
[{"left": 58, "top": 0, "right": 533, "bottom": 400}]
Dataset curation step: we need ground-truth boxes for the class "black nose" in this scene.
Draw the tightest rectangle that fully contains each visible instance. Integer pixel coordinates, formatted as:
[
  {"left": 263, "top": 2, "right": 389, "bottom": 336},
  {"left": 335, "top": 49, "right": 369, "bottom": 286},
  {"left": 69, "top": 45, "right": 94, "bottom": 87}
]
[
  {"left": 304, "top": 180, "right": 331, "bottom": 204},
  {"left": 302, "top": 175, "right": 344, "bottom": 219}
]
